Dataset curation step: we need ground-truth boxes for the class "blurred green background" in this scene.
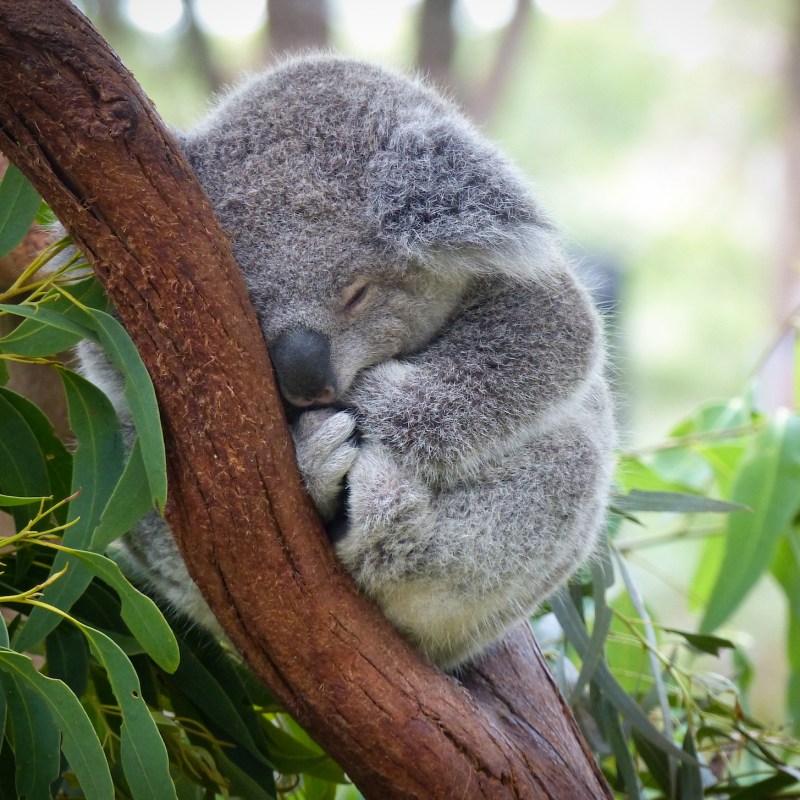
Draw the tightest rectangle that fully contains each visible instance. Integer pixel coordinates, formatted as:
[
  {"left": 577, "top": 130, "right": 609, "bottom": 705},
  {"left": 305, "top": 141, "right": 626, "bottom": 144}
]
[{"left": 74, "top": 0, "right": 799, "bottom": 724}]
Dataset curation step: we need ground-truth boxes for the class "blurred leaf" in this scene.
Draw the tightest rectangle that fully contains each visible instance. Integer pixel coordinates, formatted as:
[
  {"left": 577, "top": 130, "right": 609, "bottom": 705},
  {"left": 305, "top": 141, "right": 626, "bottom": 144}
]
[
  {"left": 261, "top": 721, "right": 344, "bottom": 782},
  {"left": 551, "top": 588, "right": 692, "bottom": 764},
  {"left": 594, "top": 691, "right": 643, "bottom": 800},
  {"left": 1, "top": 672, "right": 62, "bottom": 800},
  {"left": 728, "top": 773, "right": 798, "bottom": 799},
  {"left": 0, "top": 357, "right": 7, "bottom": 384},
  {"left": 678, "top": 729, "right": 704, "bottom": 800},
  {"left": 613, "top": 489, "right": 747, "bottom": 515},
  {"left": 0, "top": 163, "right": 41, "bottom": 258},
  {"left": 572, "top": 540, "right": 614, "bottom": 699},
  {"left": 771, "top": 532, "right": 800, "bottom": 735},
  {"left": 701, "top": 411, "right": 800, "bottom": 633},
  {"left": 0, "top": 647, "right": 114, "bottom": 799},
  {"left": 662, "top": 628, "right": 735, "bottom": 657},
  {"left": 613, "top": 549, "right": 676, "bottom": 785},
  {"left": 14, "top": 369, "right": 124, "bottom": 652},
  {"left": 34, "top": 200, "right": 55, "bottom": 227},
  {"left": 78, "top": 624, "right": 177, "bottom": 800},
  {"left": 631, "top": 729, "right": 672, "bottom": 796}
]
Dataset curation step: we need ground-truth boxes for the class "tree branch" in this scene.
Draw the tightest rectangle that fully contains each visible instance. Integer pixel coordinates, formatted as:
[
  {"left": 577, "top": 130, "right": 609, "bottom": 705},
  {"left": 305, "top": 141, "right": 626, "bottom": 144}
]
[{"left": 0, "top": 3, "right": 611, "bottom": 797}]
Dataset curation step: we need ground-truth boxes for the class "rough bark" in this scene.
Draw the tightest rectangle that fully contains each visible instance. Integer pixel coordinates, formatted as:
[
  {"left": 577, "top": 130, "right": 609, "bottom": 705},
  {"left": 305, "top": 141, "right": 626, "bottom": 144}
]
[{"left": 0, "top": 3, "right": 611, "bottom": 798}]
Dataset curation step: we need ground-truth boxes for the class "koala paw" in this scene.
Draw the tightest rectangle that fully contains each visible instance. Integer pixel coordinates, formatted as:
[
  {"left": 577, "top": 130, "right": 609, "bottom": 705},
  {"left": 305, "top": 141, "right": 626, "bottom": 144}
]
[
  {"left": 292, "top": 409, "right": 358, "bottom": 521},
  {"left": 335, "top": 443, "right": 433, "bottom": 587}
]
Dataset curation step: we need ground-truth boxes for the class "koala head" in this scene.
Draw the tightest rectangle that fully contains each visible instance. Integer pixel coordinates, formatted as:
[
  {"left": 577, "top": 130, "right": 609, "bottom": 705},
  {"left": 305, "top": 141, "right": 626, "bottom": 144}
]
[{"left": 179, "top": 55, "right": 558, "bottom": 407}]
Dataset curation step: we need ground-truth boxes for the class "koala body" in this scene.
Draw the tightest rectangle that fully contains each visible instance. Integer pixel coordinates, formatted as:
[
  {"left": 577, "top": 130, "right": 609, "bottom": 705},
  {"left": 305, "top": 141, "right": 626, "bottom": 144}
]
[{"left": 78, "top": 55, "right": 614, "bottom": 670}]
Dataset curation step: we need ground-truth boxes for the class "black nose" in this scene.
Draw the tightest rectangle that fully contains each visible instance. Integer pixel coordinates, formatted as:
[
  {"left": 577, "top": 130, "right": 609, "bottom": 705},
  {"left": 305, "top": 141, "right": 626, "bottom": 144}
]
[{"left": 269, "top": 327, "right": 338, "bottom": 407}]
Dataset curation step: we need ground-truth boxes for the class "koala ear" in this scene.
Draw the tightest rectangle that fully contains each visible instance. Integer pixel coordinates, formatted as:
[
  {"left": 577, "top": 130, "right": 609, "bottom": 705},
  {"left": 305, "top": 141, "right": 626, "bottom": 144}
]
[{"left": 367, "top": 121, "right": 563, "bottom": 282}]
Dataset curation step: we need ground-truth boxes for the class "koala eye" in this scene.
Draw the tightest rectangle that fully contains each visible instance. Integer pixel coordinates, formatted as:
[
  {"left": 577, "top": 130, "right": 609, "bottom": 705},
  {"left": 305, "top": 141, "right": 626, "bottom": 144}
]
[{"left": 341, "top": 279, "right": 372, "bottom": 314}]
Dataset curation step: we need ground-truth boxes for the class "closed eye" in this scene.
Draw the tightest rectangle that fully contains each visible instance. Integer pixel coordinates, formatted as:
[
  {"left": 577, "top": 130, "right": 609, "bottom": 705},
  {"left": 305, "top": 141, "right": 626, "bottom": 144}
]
[{"left": 342, "top": 279, "right": 372, "bottom": 313}]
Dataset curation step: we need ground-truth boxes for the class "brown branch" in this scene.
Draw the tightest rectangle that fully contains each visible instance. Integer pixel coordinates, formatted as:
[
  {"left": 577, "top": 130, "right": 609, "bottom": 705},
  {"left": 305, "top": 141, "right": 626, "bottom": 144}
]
[{"left": 0, "top": 3, "right": 611, "bottom": 798}]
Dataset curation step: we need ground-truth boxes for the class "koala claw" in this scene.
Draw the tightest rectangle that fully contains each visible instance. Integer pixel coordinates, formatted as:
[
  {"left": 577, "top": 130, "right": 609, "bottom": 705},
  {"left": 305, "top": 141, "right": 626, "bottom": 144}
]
[{"left": 292, "top": 409, "right": 358, "bottom": 520}]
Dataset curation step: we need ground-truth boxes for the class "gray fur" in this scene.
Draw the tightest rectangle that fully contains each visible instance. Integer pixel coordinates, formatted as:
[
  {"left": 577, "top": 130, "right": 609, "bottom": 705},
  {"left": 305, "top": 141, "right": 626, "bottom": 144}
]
[{"left": 78, "top": 54, "right": 615, "bottom": 670}]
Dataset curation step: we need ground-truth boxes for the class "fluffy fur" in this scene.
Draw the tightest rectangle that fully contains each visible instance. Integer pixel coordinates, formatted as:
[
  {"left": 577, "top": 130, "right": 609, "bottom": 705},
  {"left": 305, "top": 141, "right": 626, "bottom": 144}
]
[{"left": 78, "top": 55, "right": 615, "bottom": 670}]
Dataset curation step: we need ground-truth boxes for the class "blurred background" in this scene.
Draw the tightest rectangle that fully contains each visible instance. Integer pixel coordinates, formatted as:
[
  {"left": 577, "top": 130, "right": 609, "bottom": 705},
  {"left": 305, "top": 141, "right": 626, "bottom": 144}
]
[{"left": 72, "top": 0, "right": 799, "bottom": 723}]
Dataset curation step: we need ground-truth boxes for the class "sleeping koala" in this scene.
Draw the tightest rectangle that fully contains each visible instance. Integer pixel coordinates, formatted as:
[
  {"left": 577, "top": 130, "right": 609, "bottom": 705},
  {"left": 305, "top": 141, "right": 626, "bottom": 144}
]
[{"left": 79, "top": 55, "right": 615, "bottom": 670}]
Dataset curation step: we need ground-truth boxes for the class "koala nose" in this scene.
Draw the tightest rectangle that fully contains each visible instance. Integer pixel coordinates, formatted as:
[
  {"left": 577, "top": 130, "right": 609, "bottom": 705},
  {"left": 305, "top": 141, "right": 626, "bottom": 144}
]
[{"left": 269, "top": 327, "right": 339, "bottom": 407}]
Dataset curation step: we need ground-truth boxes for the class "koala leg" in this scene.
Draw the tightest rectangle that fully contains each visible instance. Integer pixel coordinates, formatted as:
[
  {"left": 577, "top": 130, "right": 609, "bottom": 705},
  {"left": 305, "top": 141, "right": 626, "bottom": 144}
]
[{"left": 336, "top": 413, "right": 610, "bottom": 670}]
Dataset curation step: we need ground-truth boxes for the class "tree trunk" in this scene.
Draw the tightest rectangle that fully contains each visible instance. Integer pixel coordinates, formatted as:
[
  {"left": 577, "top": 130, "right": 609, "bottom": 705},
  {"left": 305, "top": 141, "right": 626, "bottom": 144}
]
[{"left": 0, "top": 3, "right": 611, "bottom": 798}]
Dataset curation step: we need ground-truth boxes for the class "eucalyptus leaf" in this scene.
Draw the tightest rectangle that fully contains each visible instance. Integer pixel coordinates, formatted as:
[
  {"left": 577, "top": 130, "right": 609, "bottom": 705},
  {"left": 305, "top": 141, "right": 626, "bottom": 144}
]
[
  {"left": 0, "top": 387, "right": 72, "bottom": 521},
  {"left": 47, "top": 546, "right": 178, "bottom": 673},
  {"left": 701, "top": 411, "right": 800, "bottom": 633},
  {"left": 551, "top": 588, "right": 693, "bottom": 764},
  {"left": 14, "top": 369, "right": 124, "bottom": 652},
  {"left": 662, "top": 628, "right": 734, "bottom": 657},
  {"left": 78, "top": 625, "right": 177, "bottom": 800},
  {"left": 679, "top": 729, "right": 704, "bottom": 800},
  {"left": 612, "top": 489, "right": 748, "bottom": 515},
  {"left": 0, "top": 647, "right": 114, "bottom": 800},
  {"left": 2, "top": 672, "right": 62, "bottom": 800},
  {"left": 0, "top": 389, "right": 52, "bottom": 531},
  {"left": 0, "top": 163, "right": 41, "bottom": 258},
  {"left": 593, "top": 691, "right": 643, "bottom": 800},
  {"left": 45, "top": 618, "right": 90, "bottom": 698}
]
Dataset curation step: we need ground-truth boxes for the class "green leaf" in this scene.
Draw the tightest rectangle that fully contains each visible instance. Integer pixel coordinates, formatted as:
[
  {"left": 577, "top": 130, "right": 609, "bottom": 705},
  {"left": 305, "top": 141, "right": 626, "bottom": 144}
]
[
  {"left": 14, "top": 369, "right": 125, "bottom": 652},
  {"left": 80, "top": 308, "right": 167, "bottom": 510},
  {"left": 0, "top": 163, "right": 41, "bottom": 258},
  {"left": 48, "top": 546, "right": 179, "bottom": 673},
  {"left": 662, "top": 628, "right": 734, "bottom": 657},
  {"left": 551, "top": 588, "right": 693, "bottom": 764},
  {"left": 0, "top": 302, "right": 95, "bottom": 341},
  {"left": 678, "top": 729, "right": 704, "bottom": 800},
  {"left": 168, "top": 639, "right": 268, "bottom": 762},
  {"left": 0, "top": 387, "right": 72, "bottom": 520},
  {"left": 1, "top": 672, "right": 62, "bottom": 800},
  {"left": 0, "top": 389, "right": 52, "bottom": 531},
  {"left": 90, "top": 438, "right": 154, "bottom": 552},
  {"left": 78, "top": 625, "right": 177, "bottom": 800},
  {"left": 0, "top": 493, "right": 48, "bottom": 506},
  {"left": 0, "top": 278, "right": 110, "bottom": 358},
  {"left": 45, "top": 618, "right": 90, "bottom": 698},
  {"left": 0, "top": 357, "right": 7, "bottom": 385},
  {"left": 612, "top": 489, "right": 748, "bottom": 515},
  {"left": 701, "top": 411, "right": 800, "bottom": 633},
  {"left": 728, "top": 773, "right": 798, "bottom": 800},
  {"left": 772, "top": 532, "right": 800, "bottom": 735},
  {"left": 0, "top": 647, "right": 114, "bottom": 800},
  {"left": 594, "top": 693, "right": 643, "bottom": 800}
]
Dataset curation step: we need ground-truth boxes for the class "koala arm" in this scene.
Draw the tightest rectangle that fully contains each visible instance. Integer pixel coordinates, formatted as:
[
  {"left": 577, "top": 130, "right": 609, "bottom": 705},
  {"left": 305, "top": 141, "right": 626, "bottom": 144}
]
[{"left": 347, "top": 269, "right": 602, "bottom": 481}]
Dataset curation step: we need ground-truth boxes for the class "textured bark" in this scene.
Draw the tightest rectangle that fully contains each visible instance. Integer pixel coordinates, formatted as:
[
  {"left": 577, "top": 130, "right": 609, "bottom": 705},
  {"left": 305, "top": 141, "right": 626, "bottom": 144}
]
[{"left": 0, "top": 3, "right": 611, "bottom": 798}]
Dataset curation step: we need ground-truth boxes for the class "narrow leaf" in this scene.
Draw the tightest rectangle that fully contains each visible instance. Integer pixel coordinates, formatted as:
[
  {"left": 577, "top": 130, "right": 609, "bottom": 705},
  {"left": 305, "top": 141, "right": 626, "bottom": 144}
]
[
  {"left": 551, "top": 589, "right": 693, "bottom": 764},
  {"left": 0, "top": 389, "right": 52, "bottom": 531},
  {"left": 79, "top": 626, "right": 177, "bottom": 800},
  {"left": 0, "top": 648, "right": 114, "bottom": 800},
  {"left": 0, "top": 163, "right": 41, "bottom": 258},
  {"left": 2, "top": 673, "right": 62, "bottom": 800},
  {"left": 679, "top": 729, "right": 704, "bottom": 800},
  {"left": 14, "top": 369, "right": 124, "bottom": 652},
  {"left": 594, "top": 693, "right": 642, "bottom": 800},
  {"left": 662, "top": 628, "right": 734, "bottom": 657},
  {"left": 701, "top": 411, "right": 800, "bottom": 632},
  {"left": 81, "top": 308, "right": 167, "bottom": 510},
  {"left": 47, "top": 546, "right": 178, "bottom": 673},
  {"left": 613, "top": 489, "right": 747, "bottom": 515}
]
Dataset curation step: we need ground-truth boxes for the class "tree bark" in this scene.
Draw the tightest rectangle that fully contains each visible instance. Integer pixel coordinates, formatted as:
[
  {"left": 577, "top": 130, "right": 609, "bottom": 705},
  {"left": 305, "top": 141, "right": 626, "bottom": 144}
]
[{"left": 0, "top": 3, "right": 611, "bottom": 798}]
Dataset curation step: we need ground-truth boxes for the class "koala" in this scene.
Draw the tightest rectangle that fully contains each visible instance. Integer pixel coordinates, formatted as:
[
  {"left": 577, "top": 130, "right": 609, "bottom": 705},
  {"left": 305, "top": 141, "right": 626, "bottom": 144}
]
[{"left": 78, "top": 55, "right": 615, "bottom": 671}]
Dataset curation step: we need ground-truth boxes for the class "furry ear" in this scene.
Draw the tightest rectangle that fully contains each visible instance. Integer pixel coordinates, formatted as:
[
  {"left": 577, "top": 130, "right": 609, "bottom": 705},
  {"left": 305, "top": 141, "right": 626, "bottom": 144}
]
[{"left": 366, "top": 120, "right": 563, "bottom": 282}]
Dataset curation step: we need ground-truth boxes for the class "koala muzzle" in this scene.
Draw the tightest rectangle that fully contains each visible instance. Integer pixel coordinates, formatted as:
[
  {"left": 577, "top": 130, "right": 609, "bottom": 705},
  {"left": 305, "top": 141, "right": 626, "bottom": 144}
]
[{"left": 269, "top": 327, "right": 338, "bottom": 407}]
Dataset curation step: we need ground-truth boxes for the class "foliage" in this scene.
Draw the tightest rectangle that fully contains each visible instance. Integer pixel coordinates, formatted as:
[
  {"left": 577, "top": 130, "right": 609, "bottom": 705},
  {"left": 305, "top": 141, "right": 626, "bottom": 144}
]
[{"left": 2, "top": 168, "right": 800, "bottom": 799}]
